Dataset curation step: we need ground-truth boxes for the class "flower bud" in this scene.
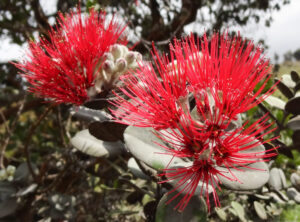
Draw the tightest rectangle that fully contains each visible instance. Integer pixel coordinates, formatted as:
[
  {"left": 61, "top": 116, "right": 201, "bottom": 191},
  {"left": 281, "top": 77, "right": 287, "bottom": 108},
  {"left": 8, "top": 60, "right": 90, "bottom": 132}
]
[
  {"left": 111, "top": 44, "right": 122, "bottom": 59},
  {"left": 125, "top": 52, "right": 135, "bottom": 64},
  {"left": 102, "top": 60, "right": 114, "bottom": 74},
  {"left": 103, "top": 52, "right": 114, "bottom": 61},
  {"left": 116, "top": 58, "right": 127, "bottom": 72}
]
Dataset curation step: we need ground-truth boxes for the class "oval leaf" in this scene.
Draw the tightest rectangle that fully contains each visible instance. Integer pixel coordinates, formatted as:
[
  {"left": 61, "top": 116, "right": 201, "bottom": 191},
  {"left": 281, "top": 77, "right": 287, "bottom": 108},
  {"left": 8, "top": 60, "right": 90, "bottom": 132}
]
[
  {"left": 295, "top": 81, "right": 300, "bottom": 92},
  {"left": 268, "top": 168, "right": 286, "bottom": 190},
  {"left": 264, "top": 95, "right": 285, "bottom": 110},
  {"left": 281, "top": 74, "right": 296, "bottom": 88},
  {"left": 215, "top": 207, "right": 227, "bottom": 221},
  {"left": 290, "top": 172, "right": 300, "bottom": 191},
  {"left": 231, "top": 201, "right": 246, "bottom": 222},
  {"left": 217, "top": 162, "right": 269, "bottom": 190},
  {"left": 291, "top": 70, "right": 300, "bottom": 83},
  {"left": 71, "top": 129, "right": 124, "bottom": 157},
  {"left": 292, "top": 131, "right": 300, "bottom": 146},
  {"left": 285, "top": 96, "right": 300, "bottom": 115},
  {"left": 165, "top": 161, "right": 216, "bottom": 196},
  {"left": 275, "top": 78, "right": 294, "bottom": 99},
  {"left": 83, "top": 98, "right": 109, "bottom": 110},
  {"left": 254, "top": 201, "right": 267, "bottom": 220},
  {"left": 88, "top": 121, "right": 127, "bottom": 142},
  {"left": 127, "top": 158, "right": 150, "bottom": 180},
  {"left": 287, "top": 115, "right": 300, "bottom": 131},
  {"left": 70, "top": 106, "right": 110, "bottom": 122},
  {"left": 124, "top": 126, "right": 184, "bottom": 170}
]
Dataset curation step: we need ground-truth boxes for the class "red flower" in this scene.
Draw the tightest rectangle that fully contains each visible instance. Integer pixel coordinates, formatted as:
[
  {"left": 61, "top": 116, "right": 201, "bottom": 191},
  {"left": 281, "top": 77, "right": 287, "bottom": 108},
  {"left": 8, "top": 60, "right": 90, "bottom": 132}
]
[
  {"left": 15, "top": 8, "right": 126, "bottom": 105},
  {"left": 113, "top": 32, "right": 277, "bottom": 210}
]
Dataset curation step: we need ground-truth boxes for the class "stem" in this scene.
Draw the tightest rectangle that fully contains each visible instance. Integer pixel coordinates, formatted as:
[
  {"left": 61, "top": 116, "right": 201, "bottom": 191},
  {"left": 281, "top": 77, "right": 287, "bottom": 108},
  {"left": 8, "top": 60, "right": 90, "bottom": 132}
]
[{"left": 23, "top": 103, "right": 56, "bottom": 182}]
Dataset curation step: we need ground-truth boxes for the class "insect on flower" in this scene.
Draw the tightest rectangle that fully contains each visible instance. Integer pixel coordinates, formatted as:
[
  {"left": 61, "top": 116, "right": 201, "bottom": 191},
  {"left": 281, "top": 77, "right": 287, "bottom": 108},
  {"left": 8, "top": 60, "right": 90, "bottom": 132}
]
[
  {"left": 15, "top": 7, "right": 141, "bottom": 105},
  {"left": 112, "top": 32, "right": 278, "bottom": 211}
]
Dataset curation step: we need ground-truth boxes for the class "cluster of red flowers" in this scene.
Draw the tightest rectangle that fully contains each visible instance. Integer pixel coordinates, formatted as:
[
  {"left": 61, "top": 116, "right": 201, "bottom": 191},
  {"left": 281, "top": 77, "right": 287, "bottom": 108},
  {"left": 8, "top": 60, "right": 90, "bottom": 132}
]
[
  {"left": 15, "top": 8, "right": 126, "bottom": 105},
  {"left": 14, "top": 4, "right": 277, "bottom": 210},
  {"left": 112, "top": 33, "right": 277, "bottom": 211}
]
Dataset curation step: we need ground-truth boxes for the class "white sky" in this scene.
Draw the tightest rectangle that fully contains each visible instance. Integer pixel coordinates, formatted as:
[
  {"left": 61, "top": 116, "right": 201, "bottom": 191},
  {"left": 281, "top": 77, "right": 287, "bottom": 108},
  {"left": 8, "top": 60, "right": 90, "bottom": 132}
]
[{"left": 0, "top": 0, "right": 300, "bottom": 63}]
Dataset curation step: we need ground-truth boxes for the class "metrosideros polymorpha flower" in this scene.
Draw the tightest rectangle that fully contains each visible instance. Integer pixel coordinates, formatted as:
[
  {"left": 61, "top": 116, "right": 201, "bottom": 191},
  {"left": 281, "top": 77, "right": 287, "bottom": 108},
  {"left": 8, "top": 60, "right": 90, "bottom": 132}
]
[
  {"left": 15, "top": 8, "right": 142, "bottom": 105},
  {"left": 111, "top": 32, "right": 278, "bottom": 211}
]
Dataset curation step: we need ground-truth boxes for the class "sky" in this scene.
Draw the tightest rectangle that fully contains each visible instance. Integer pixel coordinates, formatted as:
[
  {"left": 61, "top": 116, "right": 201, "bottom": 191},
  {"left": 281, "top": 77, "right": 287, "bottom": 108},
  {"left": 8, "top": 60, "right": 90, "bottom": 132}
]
[{"left": 0, "top": 0, "right": 300, "bottom": 62}]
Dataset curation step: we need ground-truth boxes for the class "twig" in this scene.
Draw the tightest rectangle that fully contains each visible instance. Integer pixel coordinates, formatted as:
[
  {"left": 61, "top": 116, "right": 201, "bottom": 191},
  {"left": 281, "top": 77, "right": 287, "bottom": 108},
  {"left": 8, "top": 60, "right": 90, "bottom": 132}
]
[
  {"left": 0, "top": 95, "right": 27, "bottom": 168},
  {"left": 56, "top": 105, "right": 67, "bottom": 147},
  {"left": 118, "top": 176, "right": 154, "bottom": 197},
  {"left": 23, "top": 103, "right": 56, "bottom": 182}
]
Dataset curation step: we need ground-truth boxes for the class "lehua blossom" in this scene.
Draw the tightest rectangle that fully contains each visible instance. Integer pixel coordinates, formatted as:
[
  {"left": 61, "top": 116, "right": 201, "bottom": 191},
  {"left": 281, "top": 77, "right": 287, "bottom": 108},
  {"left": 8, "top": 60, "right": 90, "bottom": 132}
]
[
  {"left": 111, "top": 33, "right": 278, "bottom": 211},
  {"left": 15, "top": 8, "right": 141, "bottom": 105}
]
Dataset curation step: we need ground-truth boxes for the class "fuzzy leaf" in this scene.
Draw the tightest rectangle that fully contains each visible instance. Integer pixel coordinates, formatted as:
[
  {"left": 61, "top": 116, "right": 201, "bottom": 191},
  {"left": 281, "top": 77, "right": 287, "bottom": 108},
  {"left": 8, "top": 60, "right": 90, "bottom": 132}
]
[
  {"left": 71, "top": 129, "right": 124, "bottom": 157},
  {"left": 268, "top": 168, "right": 287, "bottom": 190},
  {"left": 124, "top": 126, "right": 184, "bottom": 170},
  {"left": 275, "top": 78, "right": 294, "bottom": 99},
  {"left": 231, "top": 201, "right": 246, "bottom": 222},
  {"left": 88, "top": 121, "right": 127, "bottom": 142},
  {"left": 217, "top": 162, "right": 269, "bottom": 190},
  {"left": 264, "top": 95, "right": 285, "bottom": 110},
  {"left": 285, "top": 93, "right": 300, "bottom": 115},
  {"left": 287, "top": 115, "right": 300, "bottom": 131},
  {"left": 70, "top": 106, "right": 110, "bottom": 122},
  {"left": 215, "top": 208, "right": 227, "bottom": 221},
  {"left": 281, "top": 74, "right": 296, "bottom": 88},
  {"left": 254, "top": 201, "right": 267, "bottom": 220},
  {"left": 127, "top": 158, "right": 150, "bottom": 180},
  {"left": 291, "top": 71, "right": 300, "bottom": 83}
]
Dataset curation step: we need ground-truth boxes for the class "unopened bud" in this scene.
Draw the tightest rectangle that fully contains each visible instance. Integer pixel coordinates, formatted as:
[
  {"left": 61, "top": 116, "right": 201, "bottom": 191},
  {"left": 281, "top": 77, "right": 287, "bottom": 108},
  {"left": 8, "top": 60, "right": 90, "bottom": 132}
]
[
  {"left": 125, "top": 52, "right": 135, "bottom": 64},
  {"left": 120, "top": 45, "right": 128, "bottom": 55},
  {"left": 103, "top": 52, "right": 114, "bottom": 61},
  {"left": 102, "top": 60, "right": 114, "bottom": 73},
  {"left": 116, "top": 58, "right": 127, "bottom": 72},
  {"left": 111, "top": 44, "right": 122, "bottom": 59}
]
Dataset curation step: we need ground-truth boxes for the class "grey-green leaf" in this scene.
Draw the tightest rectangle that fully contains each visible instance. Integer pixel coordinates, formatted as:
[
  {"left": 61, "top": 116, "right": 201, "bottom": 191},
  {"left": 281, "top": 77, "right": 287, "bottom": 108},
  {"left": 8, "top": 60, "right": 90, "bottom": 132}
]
[
  {"left": 231, "top": 201, "right": 246, "bottom": 222},
  {"left": 71, "top": 129, "right": 124, "bottom": 157},
  {"left": 217, "top": 162, "right": 269, "bottom": 190},
  {"left": 254, "top": 201, "right": 267, "bottom": 220},
  {"left": 127, "top": 158, "right": 150, "bottom": 180},
  {"left": 124, "top": 126, "right": 184, "bottom": 170},
  {"left": 281, "top": 74, "right": 296, "bottom": 88},
  {"left": 264, "top": 95, "right": 286, "bottom": 110},
  {"left": 268, "top": 168, "right": 287, "bottom": 190},
  {"left": 215, "top": 207, "right": 227, "bottom": 221},
  {"left": 275, "top": 78, "right": 294, "bottom": 99},
  {"left": 287, "top": 116, "right": 300, "bottom": 131}
]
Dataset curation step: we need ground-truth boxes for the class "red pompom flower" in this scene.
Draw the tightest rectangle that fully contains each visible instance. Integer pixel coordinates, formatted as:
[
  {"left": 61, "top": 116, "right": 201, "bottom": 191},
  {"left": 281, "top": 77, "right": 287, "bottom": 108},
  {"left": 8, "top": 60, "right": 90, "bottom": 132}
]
[
  {"left": 112, "top": 32, "right": 278, "bottom": 211},
  {"left": 15, "top": 8, "right": 127, "bottom": 105}
]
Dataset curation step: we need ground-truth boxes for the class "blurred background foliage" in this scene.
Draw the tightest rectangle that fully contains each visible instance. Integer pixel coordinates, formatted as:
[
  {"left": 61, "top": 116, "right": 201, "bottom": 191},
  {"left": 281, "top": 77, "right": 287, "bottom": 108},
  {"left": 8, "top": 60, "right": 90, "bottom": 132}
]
[{"left": 1, "top": 0, "right": 300, "bottom": 221}]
